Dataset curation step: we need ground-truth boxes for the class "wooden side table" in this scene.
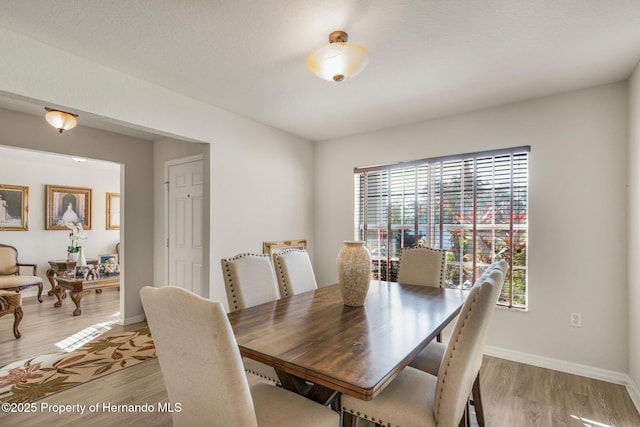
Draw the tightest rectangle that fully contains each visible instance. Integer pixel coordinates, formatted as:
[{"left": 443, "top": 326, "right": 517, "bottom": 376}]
[
  {"left": 46, "top": 259, "right": 98, "bottom": 296},
  {"left": 54, "top": 276, "right": 120, "bottom": 316}
]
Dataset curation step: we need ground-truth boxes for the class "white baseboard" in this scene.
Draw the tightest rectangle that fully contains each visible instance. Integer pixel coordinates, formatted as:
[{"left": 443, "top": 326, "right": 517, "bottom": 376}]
[
  {"left": 627, "top": 376, "right": 640, "bottom": 413},
  {"left": 485, "top": 345, "right": 640, "bottom": 414},
  {"left": 121, "top": 313, "right": 145, "bottom": 325},
  {"left": 484, "top": 345, "right": 628, "bottom": 384}
]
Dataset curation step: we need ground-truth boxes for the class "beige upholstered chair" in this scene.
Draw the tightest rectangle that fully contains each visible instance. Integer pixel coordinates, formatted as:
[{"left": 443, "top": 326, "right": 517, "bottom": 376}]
[
  {"left": 397, "top": 246, "right": 447, "bottom": 288},
  {"left": 0, "top": 244, "right": 43, "bottom": 303},
  {"left": 221, "top": 253, "right": 281, "bottom": 383},
  {"left": 409, "top": 259, "right": 509, "bottom": 427},
  {"left": 272, "top": 249, "right": 318, "bottom": 297},
  {"left": 140, "top": 286, "right": 339, "bottom": 427},
  {"left": 221, "top": 253, "right": 281, "bottom": 311},
  {"left": 0, "top": 290, "right": 23, "bottom": 339},
  {"left": 397, "top": 246, "right": 448, "bottom": 342},
  {"left": 341, "top": 266, "right": 506, "bottom": 427}
]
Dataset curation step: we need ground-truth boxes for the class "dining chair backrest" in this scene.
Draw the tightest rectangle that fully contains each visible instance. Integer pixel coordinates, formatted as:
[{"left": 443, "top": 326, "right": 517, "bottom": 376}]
[
  {"left": 221, "top": 253, "right": 281, "bottom": 311},
  {"left": 272, "top": 249, "right": 318, "bottom": 297},
  {"left": 396, "top": 246, "right": 447, "bottom": 287},
  {"left": 140, "top": 286, "right": 259, "bottom": 427},
  {"left": 433, "top": 265, "right": 506, "bottom": 426}
]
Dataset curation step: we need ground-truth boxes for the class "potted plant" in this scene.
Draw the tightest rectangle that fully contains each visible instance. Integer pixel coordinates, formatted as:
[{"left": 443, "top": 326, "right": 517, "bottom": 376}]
[{"left": 58, "top": 221, "right": 86, "bottom": 262}]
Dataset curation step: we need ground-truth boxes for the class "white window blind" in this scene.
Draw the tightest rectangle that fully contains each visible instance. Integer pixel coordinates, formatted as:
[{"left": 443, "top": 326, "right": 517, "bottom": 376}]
[{"left": 354, "top": 146, "right": 529, "bottom": 309}]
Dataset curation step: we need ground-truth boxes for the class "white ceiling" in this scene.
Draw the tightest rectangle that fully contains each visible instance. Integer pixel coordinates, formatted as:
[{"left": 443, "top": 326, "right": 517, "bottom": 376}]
[
  {"left": 0, "top": 144, "right": 120, "bottom": 170},
  {"left": 0, "top": 0, "right": 639, "bottom": 142}
]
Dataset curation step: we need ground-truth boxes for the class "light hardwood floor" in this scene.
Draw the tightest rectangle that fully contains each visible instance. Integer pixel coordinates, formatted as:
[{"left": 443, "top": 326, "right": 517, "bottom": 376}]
[{"left": 1, "top": 293, "right": 639, "bottom": 426}]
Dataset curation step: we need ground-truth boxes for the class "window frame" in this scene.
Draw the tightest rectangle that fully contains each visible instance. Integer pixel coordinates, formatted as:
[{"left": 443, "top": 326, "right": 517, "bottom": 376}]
[{"left": 354, "top": 146, "right": 530, "bottom": 309}]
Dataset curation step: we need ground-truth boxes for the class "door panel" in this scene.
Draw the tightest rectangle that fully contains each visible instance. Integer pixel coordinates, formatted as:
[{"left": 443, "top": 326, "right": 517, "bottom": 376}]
[{"left": 168, "top": 158, "right": 203, "bottom": 294}]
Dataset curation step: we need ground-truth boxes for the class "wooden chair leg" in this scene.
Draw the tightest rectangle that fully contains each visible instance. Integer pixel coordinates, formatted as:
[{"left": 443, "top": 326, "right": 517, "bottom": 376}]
[
  {"left": 342, "top": 410, "right": 385, "bottom": 427},
  {"left": 341, "top": 411, "right": 356, "bottom": 427},
  {"left": 459, "top": 399, "right": 470, "bottom": 427},
  {"left": 471, "top": 373, "right": 485, "bottom": 426},
  {"left": 13, "top": 306, "right": 23, "bottom": 339}
]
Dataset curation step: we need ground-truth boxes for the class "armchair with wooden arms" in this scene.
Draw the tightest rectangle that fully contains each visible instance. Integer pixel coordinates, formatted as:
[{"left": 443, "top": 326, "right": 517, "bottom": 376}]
[
  {"left": 0, "top": 291, "right": 23, "bottom": 338},
  {"left": 0, "top": 244, "right": 43, "bottom": 303}
]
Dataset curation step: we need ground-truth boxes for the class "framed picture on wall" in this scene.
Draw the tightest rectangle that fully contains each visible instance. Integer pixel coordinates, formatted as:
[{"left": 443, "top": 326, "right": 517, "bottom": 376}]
[
  {"left": 0, "top": 184, "right": 29, "bottom": 231},
  {"left": 262, "top": 239, "right": 307, "bottom": 257},
  {"left": 106, "top": 192, "right": 120, "bottom": 230},
  {"left": 46, "top": 185, "right": 92, "bottom": 230}
]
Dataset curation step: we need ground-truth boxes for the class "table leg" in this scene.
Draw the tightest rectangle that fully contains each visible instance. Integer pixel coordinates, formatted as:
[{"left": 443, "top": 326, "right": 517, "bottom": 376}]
[
  {"left": 46, "top": 268, "right": 56, "bottom": 296},
  {"left": 47, "top": 268, "right": 66, "bottom": 299},
  {"left": 274, "top": 368, "right": 339, "bottom": 407},
  {"left": 70, "top": 291, "right": 84, "bottom": 316},
  {"left": 54, "top": 287, "right": 64, "bottom": 308},
  {"left": 275, "top": 368, "right": 312, "bottom": 395}
]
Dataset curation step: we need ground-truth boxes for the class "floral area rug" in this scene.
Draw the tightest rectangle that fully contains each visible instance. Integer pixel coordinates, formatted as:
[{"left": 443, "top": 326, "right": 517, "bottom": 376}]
[{"left": 0, "top": 328, "right": 155, "bottom": 403}]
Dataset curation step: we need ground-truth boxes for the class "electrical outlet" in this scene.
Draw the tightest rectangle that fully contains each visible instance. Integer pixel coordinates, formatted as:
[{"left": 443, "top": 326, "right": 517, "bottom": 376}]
[{"left": 570, "top": 312, "right": 582, "bottom": 328}]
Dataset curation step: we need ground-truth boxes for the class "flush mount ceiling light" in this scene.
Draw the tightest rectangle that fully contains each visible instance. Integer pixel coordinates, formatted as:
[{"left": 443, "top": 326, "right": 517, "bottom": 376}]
[
  {"left": 45, "top": 107, "right": 78, "bottom": 133},
  {"left": 306, "top": 30, "right": 369, "bottom": 82}
]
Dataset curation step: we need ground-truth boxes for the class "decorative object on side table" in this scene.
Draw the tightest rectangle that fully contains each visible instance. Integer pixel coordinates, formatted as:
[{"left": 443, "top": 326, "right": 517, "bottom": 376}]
[
  {"left": 59, "top": 221, "right": 87, "bottom": 263},
  {"left": 99, "top": 257, "right": 120, "bottom": 276},
  {"left": 67, "top": 248, "right": 79, "bottom": 262},
  {"left": 77, "top": 247, "right": 87, "bottom": 266},
  {"left": 337, "top": 240, "right": 371, "bottom": 307}
]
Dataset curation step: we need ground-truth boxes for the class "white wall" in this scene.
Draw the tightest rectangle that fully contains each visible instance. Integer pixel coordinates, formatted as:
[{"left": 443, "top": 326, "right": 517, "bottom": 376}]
[
  {"left": 628, "top": 63, "right": 640, "bottom": 393},
  {"left": 315, "top": 83, "right": 629, "bottom": 373},
  {"left": 0, "top": 147, "right": 120, "bottom": 296},
  {"left": 153, "top": 129, "right": 315, "bottom": 310},
  {"left": 0, "top": 26, "right": 316, "bottom": 316},
  {"left": 150, "top": 120, "right": 315, "bottom": 312},
  {"left": 0, "top": 108, "right": 154, "bottom": 324},
  {"left": 209, "top": 128, "right": 315, "bottom": 309}
]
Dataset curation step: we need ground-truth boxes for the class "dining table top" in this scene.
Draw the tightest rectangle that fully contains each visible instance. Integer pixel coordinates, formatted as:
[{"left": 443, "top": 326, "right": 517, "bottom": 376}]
[{"left": 227, "top": 280, "right": 468, "bottom": 401}]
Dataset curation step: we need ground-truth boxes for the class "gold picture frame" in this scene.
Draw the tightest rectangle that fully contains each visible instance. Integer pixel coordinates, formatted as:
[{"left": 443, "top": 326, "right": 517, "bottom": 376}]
[
  {"left": 0, "top": 184, "right": 29, "bottom": 231},
  {"left": 106, "top": 192, "right": 120, "bottom": 230},
  {"left": 46, "top": 185, "right": 92, "bottom": 230},
  {"left": 262, "top": 239, "right": 307, "bottom": 256}
]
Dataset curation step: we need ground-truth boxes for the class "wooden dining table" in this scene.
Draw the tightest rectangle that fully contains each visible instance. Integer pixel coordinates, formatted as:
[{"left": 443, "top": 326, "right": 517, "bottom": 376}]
[{"left": 227, "top": 280, "right": 468, "bottom": 404}]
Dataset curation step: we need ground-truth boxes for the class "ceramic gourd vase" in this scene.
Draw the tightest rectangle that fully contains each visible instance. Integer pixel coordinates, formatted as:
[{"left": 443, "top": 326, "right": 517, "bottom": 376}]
[
  {"left": 337, "top": 241, "right": 372, "bottom": 307},
  {"left": 77, "top": 247, "right": 87, "bottom": 267}
]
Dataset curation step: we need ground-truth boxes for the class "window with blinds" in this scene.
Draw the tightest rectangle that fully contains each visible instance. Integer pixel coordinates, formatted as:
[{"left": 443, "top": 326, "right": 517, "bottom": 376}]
[{"left": 354, "top": 146, "right": 529, "bottom": 309}]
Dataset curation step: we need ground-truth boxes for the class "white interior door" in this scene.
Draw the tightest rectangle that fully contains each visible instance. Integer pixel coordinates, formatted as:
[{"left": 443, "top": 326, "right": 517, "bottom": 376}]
[{"left": 168, "top": 157, "right": 203, "bottom": 294}]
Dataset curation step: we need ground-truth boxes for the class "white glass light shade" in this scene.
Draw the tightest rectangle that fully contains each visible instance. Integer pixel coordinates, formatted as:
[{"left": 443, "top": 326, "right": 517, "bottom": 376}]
[
  {"left": 45, "top": 110, "right": 77, "bottom": 133},
  {"left": 306, "top": 42, "right": 369, "bottom": 82}
]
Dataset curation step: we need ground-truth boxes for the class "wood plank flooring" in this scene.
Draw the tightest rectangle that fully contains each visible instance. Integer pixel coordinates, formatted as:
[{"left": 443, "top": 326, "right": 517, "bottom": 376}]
[{"left": 1, "top": 293, "right": 639, "bottom": 426}]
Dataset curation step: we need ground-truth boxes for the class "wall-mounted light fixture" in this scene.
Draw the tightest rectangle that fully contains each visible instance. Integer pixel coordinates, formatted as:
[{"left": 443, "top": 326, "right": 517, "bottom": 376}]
[
  {"left": 306, "top": 30, "right": 369, "bottom": 82},
  {"left": 45, "top": 107, "right": 78, "bottom": 133}
]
